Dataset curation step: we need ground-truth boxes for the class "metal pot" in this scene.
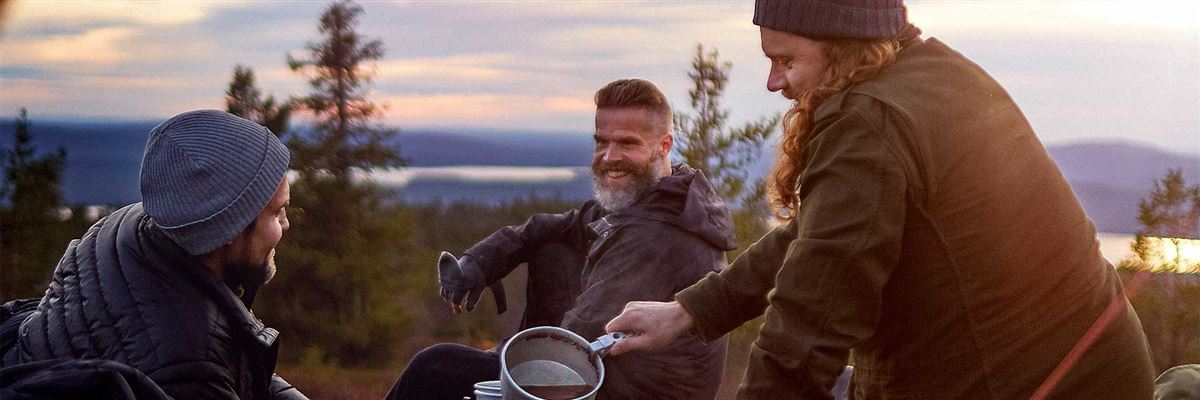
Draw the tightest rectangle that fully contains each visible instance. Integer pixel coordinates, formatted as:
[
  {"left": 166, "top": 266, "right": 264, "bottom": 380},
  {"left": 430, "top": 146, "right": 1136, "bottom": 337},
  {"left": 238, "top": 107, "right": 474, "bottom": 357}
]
[{"left": 498, "top": 326, "right": 626, "bottom": 400}]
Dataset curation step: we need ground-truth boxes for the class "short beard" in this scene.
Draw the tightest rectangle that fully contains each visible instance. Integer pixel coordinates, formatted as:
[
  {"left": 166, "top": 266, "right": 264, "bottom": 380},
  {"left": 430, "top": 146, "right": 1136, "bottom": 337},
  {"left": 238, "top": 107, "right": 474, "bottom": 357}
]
[
  {"left": 261, "top": 249, "right": 277, "bottom": 284},
  {"left": 592, "top": 153, "right": 666, "bottom": 212},
  {"left": 224, "top": 248, "right": 277, "bottom": 290}
]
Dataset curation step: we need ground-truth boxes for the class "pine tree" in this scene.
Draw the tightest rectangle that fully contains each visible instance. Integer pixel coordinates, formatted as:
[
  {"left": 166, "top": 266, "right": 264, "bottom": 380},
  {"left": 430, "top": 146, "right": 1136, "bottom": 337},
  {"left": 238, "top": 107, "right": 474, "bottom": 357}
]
[
  {"left": 286, "top": 0, "right": 404, "bottom": 177},
  {"left": 225, "top": 65, "right": 292, "bottom": 136},
  {"left": 255, "top": 0, "right": 411, "bottom": 366},
  {"left": 672, "top": 46, "right": 782, "bottom": 398},
  {"left": 1, "top": 108, "right": 67, "bottom": 299},
  {"left": 1132, "top": 168, "right": 1200, "bottom": 273},
  {"left": 673, "top": 44, "right": 779, "bottom": 210},
  {"left": 1124, "top": 168, "right": 1200, "bottom": 372}
]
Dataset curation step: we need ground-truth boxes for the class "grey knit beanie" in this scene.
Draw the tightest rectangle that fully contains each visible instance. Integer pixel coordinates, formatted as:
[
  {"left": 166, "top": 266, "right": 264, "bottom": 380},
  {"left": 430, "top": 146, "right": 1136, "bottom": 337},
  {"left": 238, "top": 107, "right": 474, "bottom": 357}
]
[
  {"left": 140, "top": 110, "right": 290, "bottom": 255},
  {"left": 754, "top": 0, "right": 907, "bottom": 39}
]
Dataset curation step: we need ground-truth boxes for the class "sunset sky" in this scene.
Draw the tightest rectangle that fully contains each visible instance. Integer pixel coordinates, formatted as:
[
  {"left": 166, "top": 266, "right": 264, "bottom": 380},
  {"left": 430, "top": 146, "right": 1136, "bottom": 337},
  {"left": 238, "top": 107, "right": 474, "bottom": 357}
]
[{"left": 1, "top": 0, "right": 1197, "bottom": 154}]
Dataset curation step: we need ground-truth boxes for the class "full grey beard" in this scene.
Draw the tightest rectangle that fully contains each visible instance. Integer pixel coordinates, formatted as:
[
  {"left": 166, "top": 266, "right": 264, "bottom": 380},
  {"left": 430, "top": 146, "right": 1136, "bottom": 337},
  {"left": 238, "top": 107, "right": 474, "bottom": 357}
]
[{"left": 593, "top": 155, "right": 666, "bottom": 212}]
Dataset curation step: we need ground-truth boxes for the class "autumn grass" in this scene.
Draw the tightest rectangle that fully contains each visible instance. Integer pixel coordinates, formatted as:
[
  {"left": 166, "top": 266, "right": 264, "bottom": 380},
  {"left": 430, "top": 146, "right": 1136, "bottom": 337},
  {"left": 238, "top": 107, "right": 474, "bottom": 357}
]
[{"left": 276, "top": 364, "right": 400, "bottom": 400}]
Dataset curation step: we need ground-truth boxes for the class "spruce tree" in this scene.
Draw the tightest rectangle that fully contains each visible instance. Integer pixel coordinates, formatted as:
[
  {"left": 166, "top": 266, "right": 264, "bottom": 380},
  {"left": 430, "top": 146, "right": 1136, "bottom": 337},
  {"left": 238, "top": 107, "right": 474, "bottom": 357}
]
[
  {"left": 1132, "top": 168, "right": 1200, "bottom": 272},
  {"left": 672, "top": 46, "right": 783, "bottom": 398},
  {"left": 1, "top": 108, "right": 67, "bottom": 299},
  {"left": 673, "top": 44, "right": 779, "bottom": 210},
  {"left": 1124, "top": 168, "right": 1200, "bottom": 372},
  {"left": 257, "top": 0, "right": 411, "bottom": 367},
  {"left": 286, "top": 0, "right": 404, "bottom": 177},
  {"left": 225, "top": 64, "right": 292, "bottom": 136}
]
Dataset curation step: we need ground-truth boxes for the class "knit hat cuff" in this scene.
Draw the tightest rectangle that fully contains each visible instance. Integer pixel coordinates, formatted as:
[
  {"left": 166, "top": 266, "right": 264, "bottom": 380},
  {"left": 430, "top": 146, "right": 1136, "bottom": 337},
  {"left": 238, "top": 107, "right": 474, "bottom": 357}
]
[
  {"left": 157, "top": 137, "right": 289, "bottom": 255},
  {"left": 754, "top": 0, "right": 906, "bottom": 39}
]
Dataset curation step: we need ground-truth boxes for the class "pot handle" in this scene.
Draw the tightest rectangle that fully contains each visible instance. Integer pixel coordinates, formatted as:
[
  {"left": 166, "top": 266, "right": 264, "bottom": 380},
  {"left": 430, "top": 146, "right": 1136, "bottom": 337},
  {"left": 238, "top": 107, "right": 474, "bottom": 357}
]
[{"left": 588, "top": 331, "right": 629, "bottom": 356}]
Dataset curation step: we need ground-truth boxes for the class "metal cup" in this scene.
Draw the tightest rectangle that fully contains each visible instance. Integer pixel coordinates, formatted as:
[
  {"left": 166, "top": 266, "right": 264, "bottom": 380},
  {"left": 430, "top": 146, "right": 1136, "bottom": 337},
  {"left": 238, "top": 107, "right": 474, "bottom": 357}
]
[{"left": 498, "top": 326, "right": 626, "bottom": 400}]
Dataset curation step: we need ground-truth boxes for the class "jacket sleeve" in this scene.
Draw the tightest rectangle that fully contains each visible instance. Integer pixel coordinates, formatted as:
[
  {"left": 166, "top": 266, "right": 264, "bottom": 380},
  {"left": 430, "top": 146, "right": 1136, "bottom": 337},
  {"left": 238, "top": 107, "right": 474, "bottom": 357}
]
[
  {"left": 675, "top": 218, "right": 798, "bottom": 341},
  {"left": 688, "top": 109, "right": 908, "bottom": 399},
  {"left": 270, "top": 374, "right": 309, "bottom": 400},
  {"left": 463, "top": 201, "right": 599, "bottom": 284}
]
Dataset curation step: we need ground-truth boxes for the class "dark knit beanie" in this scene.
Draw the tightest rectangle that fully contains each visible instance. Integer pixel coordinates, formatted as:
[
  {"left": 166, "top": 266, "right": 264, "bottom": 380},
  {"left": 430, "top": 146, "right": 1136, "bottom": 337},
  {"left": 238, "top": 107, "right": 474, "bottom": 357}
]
[
  {"left": 754, "top": 0, "right": 907, "bottom": 39},
  {"left": 139, "top": 110, "right": 290, "bottom": 255}
]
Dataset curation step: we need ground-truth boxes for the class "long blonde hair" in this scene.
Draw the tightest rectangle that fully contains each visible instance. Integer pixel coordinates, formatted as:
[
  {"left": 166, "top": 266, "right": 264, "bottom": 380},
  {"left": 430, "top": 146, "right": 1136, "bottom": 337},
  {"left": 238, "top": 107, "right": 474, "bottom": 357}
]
[{"left": 768, "top": 24, "right": 922, "bottom": 219}]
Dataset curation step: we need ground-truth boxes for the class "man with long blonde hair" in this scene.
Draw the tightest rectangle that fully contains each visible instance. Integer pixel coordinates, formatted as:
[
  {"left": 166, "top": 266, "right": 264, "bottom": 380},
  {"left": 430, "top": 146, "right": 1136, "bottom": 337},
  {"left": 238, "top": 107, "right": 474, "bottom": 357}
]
[{"left": 606, "top": 1, "right": 1155, "bottom": 399}]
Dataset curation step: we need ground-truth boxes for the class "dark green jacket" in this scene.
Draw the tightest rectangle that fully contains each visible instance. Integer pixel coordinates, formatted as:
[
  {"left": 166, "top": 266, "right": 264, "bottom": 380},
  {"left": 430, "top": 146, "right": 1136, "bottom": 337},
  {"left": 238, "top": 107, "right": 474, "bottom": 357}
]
[{"left": 677, "top": 38, "right": 1155, "bottom": 399}]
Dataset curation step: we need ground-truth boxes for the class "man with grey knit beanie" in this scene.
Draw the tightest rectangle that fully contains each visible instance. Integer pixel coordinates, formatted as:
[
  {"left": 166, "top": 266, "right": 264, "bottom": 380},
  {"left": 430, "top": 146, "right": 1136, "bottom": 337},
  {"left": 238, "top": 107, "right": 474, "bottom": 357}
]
[
  {"left": 606, "top": 1, "right": 1155, "bottom": 399},
  {"left": 1, "top": 110, "right": 308, "bottom": 400}
]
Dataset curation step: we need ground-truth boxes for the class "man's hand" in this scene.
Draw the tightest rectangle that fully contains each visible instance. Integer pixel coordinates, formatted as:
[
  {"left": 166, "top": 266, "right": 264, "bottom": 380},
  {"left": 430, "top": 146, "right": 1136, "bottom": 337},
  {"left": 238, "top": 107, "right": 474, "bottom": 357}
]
[
  {"left": 437, "top": 252, "right": 487, "bottom": 314},
  {"left": 604, "top": 300, "right": 695, "bottom": 356}
]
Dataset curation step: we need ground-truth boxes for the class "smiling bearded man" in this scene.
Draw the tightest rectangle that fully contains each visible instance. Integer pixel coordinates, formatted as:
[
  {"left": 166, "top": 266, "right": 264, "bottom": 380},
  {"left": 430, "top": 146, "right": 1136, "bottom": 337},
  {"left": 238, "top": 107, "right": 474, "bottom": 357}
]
[
  {"left": 591, "top": 120, "right": 668, "bottom": 211},
  {"left": 593, "top": 154, "right": 665, "bottom": 211},
  {"left": 386, "top": 79, "right": 734, "bottom": 400}
]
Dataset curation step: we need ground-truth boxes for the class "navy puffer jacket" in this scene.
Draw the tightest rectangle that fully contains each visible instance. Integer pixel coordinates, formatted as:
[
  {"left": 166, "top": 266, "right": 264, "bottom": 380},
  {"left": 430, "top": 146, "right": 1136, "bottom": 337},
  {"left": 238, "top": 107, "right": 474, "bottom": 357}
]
[{"left": 6, "top": 203, "right": 304, "bottom": 399}]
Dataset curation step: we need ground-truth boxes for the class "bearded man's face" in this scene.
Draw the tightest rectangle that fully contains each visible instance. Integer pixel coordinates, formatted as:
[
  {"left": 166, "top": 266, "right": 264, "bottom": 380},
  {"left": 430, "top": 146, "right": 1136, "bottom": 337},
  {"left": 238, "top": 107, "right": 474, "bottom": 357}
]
[
  {"left": 592, "top": 108, "right": 669, "bottom": 211},
  {"left": 224, "top": 181, "right": 289, "bottom": 289}
]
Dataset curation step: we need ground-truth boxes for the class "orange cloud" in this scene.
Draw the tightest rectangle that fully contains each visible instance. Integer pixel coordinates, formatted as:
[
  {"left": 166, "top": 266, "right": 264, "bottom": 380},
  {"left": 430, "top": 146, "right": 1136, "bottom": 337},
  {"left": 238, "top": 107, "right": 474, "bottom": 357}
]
[
  {"left": 0, "top": 80, "right": 61, "bottom": 105},
  {"left": 376, "top": 93, "right": 593, "bottom": 126},
  {"left": 5, "top": 1, "right": 231, "bottom": 30},
  {"left": 373, "top": 54, "right": 539, "bottom": 82},
  {"left": 3, "top": 27, "right": 137, "bottom": 65}
]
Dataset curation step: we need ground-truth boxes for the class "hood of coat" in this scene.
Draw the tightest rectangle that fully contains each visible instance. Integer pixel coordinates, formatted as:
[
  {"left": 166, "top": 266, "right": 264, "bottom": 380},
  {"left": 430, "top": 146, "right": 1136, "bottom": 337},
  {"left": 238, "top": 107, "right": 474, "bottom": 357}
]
[{"left": 608, "top": 163, "right": 737, "bottom": 251}]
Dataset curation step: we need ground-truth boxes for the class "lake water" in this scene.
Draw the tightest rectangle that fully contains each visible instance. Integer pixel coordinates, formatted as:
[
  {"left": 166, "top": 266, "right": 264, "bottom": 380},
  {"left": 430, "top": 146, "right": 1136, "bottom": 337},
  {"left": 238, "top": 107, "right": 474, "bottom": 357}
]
[
  {"left": 1097, "top": 232, "right": 1200, "bottom": 272},
  {"left": 357, "top": 166, "right": 594, "bottom": 204},
  {"left": 1097, "top": 232, "right": 1136, "bottom": 265}
]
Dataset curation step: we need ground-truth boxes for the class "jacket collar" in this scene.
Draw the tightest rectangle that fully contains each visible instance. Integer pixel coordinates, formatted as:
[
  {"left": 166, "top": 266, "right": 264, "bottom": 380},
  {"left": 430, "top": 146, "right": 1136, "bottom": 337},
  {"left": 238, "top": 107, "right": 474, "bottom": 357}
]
[
  {"left": 136, "top": 204, "right": 280, "bottom": 349},
  {"left": 595, "top": 164, "right": 737, "bottom": 251}
]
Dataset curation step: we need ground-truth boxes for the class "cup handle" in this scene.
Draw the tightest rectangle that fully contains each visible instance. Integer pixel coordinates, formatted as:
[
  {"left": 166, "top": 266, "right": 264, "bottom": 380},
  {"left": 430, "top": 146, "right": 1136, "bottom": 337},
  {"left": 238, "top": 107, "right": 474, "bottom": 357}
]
[{"left": 588, "top": 331, "right": 629, "bottom": 356}]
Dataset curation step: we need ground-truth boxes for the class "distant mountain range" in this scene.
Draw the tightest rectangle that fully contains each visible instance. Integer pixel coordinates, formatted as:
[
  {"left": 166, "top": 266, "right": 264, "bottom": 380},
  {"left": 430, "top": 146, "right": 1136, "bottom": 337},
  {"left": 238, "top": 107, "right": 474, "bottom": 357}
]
[
  {"left": 1, "top": 120, "right": 1196, "bottom": 234},
  {"left": 1045, "top": 142, "right": 1199, "bottom": 233}
]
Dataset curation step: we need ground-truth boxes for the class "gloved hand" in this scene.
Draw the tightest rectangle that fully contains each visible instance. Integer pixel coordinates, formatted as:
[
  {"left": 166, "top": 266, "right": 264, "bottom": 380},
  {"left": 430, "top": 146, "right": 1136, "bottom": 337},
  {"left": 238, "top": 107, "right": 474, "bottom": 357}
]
[{"left": 437, "top": 251, "right": 507, "bottom": 314}]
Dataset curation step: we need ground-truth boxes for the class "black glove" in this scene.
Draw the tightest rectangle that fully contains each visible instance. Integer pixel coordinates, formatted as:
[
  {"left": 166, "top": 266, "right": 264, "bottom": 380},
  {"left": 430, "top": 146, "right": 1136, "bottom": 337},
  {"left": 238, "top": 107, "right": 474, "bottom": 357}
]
[{"left": 437, "top": 251, "right": 507, "bottom": 314}]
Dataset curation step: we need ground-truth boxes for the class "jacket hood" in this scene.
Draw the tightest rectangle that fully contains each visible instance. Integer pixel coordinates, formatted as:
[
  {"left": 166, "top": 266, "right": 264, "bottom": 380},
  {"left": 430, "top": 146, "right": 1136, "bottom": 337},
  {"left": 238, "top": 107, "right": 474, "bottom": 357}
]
[{"left": 615, "top": 163, "right": 737, "bottom": 251}]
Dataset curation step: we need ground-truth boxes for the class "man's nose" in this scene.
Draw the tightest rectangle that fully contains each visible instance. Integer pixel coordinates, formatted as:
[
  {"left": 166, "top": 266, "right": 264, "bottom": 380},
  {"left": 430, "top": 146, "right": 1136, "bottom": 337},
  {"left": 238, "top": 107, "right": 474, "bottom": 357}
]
[
  {"left": 601, "top": 145, "right": 623, "bottom": 162},
  {"left": 767, "top": 65, "right": 786, "bottom": 93}
]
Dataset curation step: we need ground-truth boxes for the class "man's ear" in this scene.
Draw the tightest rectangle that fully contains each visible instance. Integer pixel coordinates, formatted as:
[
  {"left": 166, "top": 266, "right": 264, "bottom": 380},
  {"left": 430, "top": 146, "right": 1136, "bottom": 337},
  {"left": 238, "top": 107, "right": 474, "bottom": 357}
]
[
  {"left": 220, "top": 225, "right": 255, "bottom": 261},
  {"left": 660, "top": 131, "right": 674, "bottom": 157},
  {"left": 200, "top": 241, "right": 232, "bottom": 280}
]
